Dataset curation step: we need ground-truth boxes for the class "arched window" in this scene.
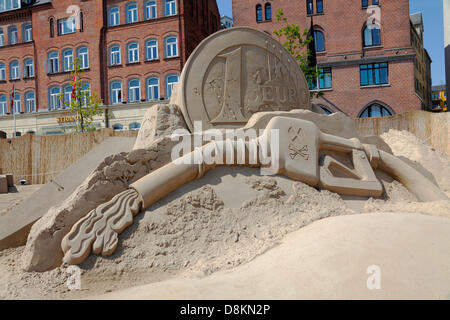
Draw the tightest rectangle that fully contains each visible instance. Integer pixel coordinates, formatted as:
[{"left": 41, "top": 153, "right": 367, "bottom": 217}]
[
  {"left": 129, "top": 122, "right": 141, "bottom": 130},
  {"left": 23, "top": 24, "right": 32, "bottom": 42},
  {"left": 128, "top": 78, "right": 141, "bottom": 103},
  {"left": 81, "top": 82, "right": 91, "bottom": 106},
  {"left": 0, "top": 28, "right": 4, "bottom": 46},
  {"left": 256, "top": 5, "right": 262, "bottom": 22},
  {"left": 146, "top": 76, "right": 160, "bottom": 101},
  {"left": 314, "top": 30, "right": 325, "bottom": 52},
  {"left": 359, "top": 103, "right": 393, "bottom": 118},
  {"left": 48, "top": 86, "right": 61, "bottom": 110},
  {"left": 165, "top": 0, "right": 177, "bottom": 16},
  {"left": 48, "top": 51, "right": 59, "bottom": 73},
  {"left": 109, "top": 45, "right": 121, "bottom": 65},
  {"left": 63, "top": 85, "right": 73, "bottom": 108},
  {"left": 164, "top": 36, "right": 178, "bottom": 58},
  {"left": 25, "top": 91, "right": 35, "bottom": 113},
  {"left": 113, "top": 123, "right": 123, "bottom": 130},
  {"left": 77, "top": 46, "right": 89, "bottom": 69},
  {"left": 108, "top": 7, "right": 120, "bottom": 26},
  {"left": 110, "top": 81, "right": 122, "bottom": 104},
  {"left": 12, "top": 93, "right": 21, "bottom": 114},
  {"left": 146, "top": 39, "right": 158, "bottom": 60},
  {"left": 0, "top": 95, "right": 7, "bottom": 115},
  {"left": 127, "top": 42, "right": 139, "bottom": 63},
  {"left": 49, "top": 18, "right": 54, "bottom": 38},
  {"left": 145, "top": 1, "right": 157, "bottom": 19},
  {"left": 8, "top": 26, "right": 18, "bottom": 45},
  {"left": 364, "top": 25, "right": 381, "bottom": 47},
  {"left": 265, "top": 3, "right": 272, "bottom": 21},
  {"left": 24, "top": 58, "right": 34, "bottom": 77},
  {"left": 63, "top": 48, "right": 74, "bottom": 71},
  {"left": 165, "top": 74, "right": 179, "bottom": 99},
  {"left": 0, "top": 62, "right": 6, "bottom": 80},
  {"left": 10, "top": 60, "right": 19, "bottom": 79},
  {"left": 126, "top": 2, "right": 138, "bottom": 23}
]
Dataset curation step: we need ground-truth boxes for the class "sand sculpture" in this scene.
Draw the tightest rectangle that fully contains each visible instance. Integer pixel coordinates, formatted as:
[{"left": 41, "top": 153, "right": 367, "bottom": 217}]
[{"left": 56, "top": 27, "right": 449, "bottom": 266}]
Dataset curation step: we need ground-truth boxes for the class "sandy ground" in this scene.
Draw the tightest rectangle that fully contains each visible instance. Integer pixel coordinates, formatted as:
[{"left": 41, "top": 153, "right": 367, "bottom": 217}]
[
  {"left": 0, "top": 129, "right": 449, "bottom": 300},
  {"left": 0, "top": 185, "right": 42, "bottom": 218}
]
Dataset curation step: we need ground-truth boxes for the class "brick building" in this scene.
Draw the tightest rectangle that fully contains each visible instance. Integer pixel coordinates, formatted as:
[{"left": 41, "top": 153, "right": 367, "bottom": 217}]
[
  {"left": 0, "top": 0, "right": 219, "bottom": 136},
  {"left": 232, "top": 0, "right": 432, "bottom": 118}
]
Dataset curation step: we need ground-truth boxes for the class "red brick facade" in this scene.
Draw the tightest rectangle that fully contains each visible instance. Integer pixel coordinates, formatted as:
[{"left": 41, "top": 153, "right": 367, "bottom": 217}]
[
  {"left": 0, "top": 0, "right": 219, "bottom": 115},
  {"left": 233, "top": 0, "right": 429, "bottom": 118}
]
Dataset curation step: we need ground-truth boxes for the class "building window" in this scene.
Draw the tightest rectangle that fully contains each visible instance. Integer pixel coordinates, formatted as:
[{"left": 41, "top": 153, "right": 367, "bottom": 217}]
[
  {"left": 25, "top": 91, "right": 35, "bottom": 113},
  {"left": 81, "top": 83, "right": 91, "bottom": 106},
  {"left": 362, "top": 0, "right": 369, "bottom": 7},
  {"left": 127, "top": 42, "right": 139, "bottom": 63},
  {"left": 309, "top": 67, "right": 332, "bottom": 90},
  {"left": 58, "top": 17, "right": 76, "bottom": 35},
  {"left": 360, "top": 63, "right": 388, "bottom": 86},
  {"left": 128, "top": 78, "right": 141, "bottom": 102},
  {"left": 129, "top": 122, "right": 141, "bottom": 130},
  {"left": 63, "top": 85, "right": 72, "bottom": 108},
  {"left": 145, "top": 39, "right": 158, "bottom": 60},
  {"left": 307, "top": 0, "right": 313, "bottom": 14},
  {"left": 0, "top": 95, "right": 6, "bottom": 115},
  {"left": 79, "top": 12, "right": 84, "bottom": 32},
  {"left": 23, "top": 24, "right": 32, "bottom": 42},
  {"left": 0, "top": 0, "right": 20, "bottom": 11},
  {"left": 165, "top": 0, "right": 176, "bottom": 16},
  {"left": 314, "top": 30, "right": 325, "bottom": 52},
  {"left": 48, "top": 51, "right": 59, "bottom": 74},
  {"left": 359, "top": 103, "right": 393, "bottom": 118},
  {"left": 0, "top": 28, "right": 4, "bottom": 46},
  {"left": 24, "top": 58, "right": 34, "bottom": 77},
  {"left": 316, "top": 0, "right": 323, "bottom": 13},
  {"left": 110, "top": 81, "right": 122, "bottom": 104},
  {"left": 265, "top": 3, "right": 271, "bottom": 20},
  {"left": 49, "top": 18, "right": 54, "bottom": 38},
  {"left": 372, "top": 0, "right": 379, "bottom": 5},
  {"left": 108, "top": 7, "right": 120, "bottom": 26},
  {"left": 49, "top": 86, "right": 61, "bottom": 110},
  {"left": 126, "top": 2, "right": 138, "bottom": 23},
  {"left": 113, "top": 124, "right": 123, "bottom": 131},
  {"left": 165, "top": 74, "right": 179, "bottom": 99},
  {"left": 146, "top": 76, "right": 160, "bottom": 101},
  {"left": 8, "top": 26, "right": 18, "bottom": 45},
  {"left": 145, "top": 1, "right": 157, "bottom": 19},
  {"left": 256, "top": 5, "right": 262, "bottom": 22},
  {"left": 77, "top": 46, "right": 89, "bottom": 69},
  {"left": 164, "top": 36, "right": 178, "bottom": 58},
  {"left": 0, "top": 63, "right": 5, "bottom": 80},
  {"left": 12, "top": 93, "right": 20, "bottom": 113},
  {"left": 363, "top": 25, "right": 381, "bottom": 47},
  {"left": 63, "top": 49, "right": 74, "bottom": 71},
  {"left": 109, "top": 45, "right": 121, "bottom": 65},
  {"left": 10, "top": 60, "right": 19, "bottom": 79}
]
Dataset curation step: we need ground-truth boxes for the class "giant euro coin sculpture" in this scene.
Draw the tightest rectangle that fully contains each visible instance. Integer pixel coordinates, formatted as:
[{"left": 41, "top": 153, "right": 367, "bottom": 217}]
[
  {"left": 177, "top": 27, "right": 311, "bottom": 131},
  {"left": 61, "top": 28, "right": 449, "bottom": 266}
]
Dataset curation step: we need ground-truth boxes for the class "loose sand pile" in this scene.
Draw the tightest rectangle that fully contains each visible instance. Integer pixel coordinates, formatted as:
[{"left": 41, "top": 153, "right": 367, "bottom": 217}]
[{"left": 0, "top": 129, "right": 449, "bottom": 299}]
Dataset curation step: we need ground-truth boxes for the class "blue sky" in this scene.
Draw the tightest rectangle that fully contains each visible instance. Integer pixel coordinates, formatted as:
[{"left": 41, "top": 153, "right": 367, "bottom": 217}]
[{"left": 217, "top": 0, "right": 445, "bottom": 86}]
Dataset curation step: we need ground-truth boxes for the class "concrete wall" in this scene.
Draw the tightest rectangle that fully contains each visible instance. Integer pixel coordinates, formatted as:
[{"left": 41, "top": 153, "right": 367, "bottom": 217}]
[
  {"left": 0, "top": 128, "right": 137, "bottom": 184},
  {"left": 355, "top": 111, "right": 450, "bottom": 156}
]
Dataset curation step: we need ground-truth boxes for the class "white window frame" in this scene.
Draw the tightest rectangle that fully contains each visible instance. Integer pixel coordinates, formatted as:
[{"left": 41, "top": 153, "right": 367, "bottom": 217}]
[
  {"left": 0, "top": 29, "right": 4, "bottom": 46},
  {"left": 127, "top": 42, "right": 139, "bottom": 63},
  {"left": 126, "top": 2, "right": 138, "bottom": 23},
  {"left": 0, "top": 63, "right": 5, "bottom": 80},
  {"left": 48, "top": 51, "right": 59, "bottom": 74},
  {"left": 108, "top": 6, "right": 120, "bottom": 26},
  {"left": 145, "top": 1, "right": 157, "bottom": 19},
  {"left": 13, "top": 93, "right": 20, "bottom": 114},
  {"left": 23, "top": 24, "right": 32, "bottom": 42},
  {"left": 63, "top": 85, "right": 72, "bottom": 109},
  {"left": 77, "top": 46, "right": 89, "bottom": 69},
  {"left": 58, "top": 17, "right": 76, "bottom": 35},
  {"left": 10, "top": 60, "right": 19, "bottom": 79},
  {"left": 164, "top": 36, "right": 178, "bottom": 58},
  {"left": 63, "top": 49, "right": 74, "bottom": 71},
  {"left": 147, "top": 77, "right": 160, "bottom": 101},
  {"left": 165, "top": 0, "right": 177, "bottom": 16},
  {"left": 49, "top": 86, "right": 61, "bottom": 110},
  {"left": 109, "top": 45, "right": 121, "bottom": 65},
  {"left": 0, "top": 95, "right": 7, "bottom": 115},
  {"left": 128, "top": 79, "right": 141, "bottom": 103},
  {"left": 165, "top": 74, "right": 179, "bottom": 99},
  {"left": 24, "top": 58, "right": 33, "bottom": 77},
  {"left": 25, "top": 91, "right": 35, "bottom": 113},
  {"left": 8, "top": 26, "right": 18, "bottom": 45},
  {"left": 110, "top": 81, "right": 122, "bottom": 104},
  {"left": 146, "top": 39, "right": 158, "bottom": 60}
]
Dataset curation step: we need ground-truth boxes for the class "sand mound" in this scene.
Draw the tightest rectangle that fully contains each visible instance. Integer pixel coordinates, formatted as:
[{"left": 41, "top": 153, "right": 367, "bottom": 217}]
[{"left": 381, "top": 129, "right": 450, "bottom": 195}]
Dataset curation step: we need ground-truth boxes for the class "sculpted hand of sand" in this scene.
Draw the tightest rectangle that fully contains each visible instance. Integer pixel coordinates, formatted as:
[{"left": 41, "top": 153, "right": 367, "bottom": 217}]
[{"left": 61, "top": 117, "right": 449, "bottom": 266}]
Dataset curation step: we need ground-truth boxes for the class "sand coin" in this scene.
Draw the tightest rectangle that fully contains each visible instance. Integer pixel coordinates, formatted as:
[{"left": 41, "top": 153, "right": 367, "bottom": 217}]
[{"left": 178, "top": 27, "right": 311, "bottom": 131}]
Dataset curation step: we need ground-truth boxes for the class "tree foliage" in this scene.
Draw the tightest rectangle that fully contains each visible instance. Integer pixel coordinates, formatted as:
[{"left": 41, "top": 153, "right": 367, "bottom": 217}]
[
  {"left": 273, "top": 9, "right": 323, "bottom": 98},
  {"left": 58, "top": 58, "right": 103, "bottom": 133}
]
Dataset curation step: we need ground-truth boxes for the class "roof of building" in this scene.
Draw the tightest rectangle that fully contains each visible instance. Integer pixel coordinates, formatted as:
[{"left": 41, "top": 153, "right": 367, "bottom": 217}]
[
  {"left": 432, "top": 85, "right": 446, "bottom": 91},
  {"left": 410, "top": 12, "right": 423, "bottom": 26}
]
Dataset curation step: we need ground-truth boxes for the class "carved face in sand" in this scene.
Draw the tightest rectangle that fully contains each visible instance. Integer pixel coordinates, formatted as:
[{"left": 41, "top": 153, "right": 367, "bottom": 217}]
[{"left": 178, "top": 27, "right": 311, "bottom": 131}]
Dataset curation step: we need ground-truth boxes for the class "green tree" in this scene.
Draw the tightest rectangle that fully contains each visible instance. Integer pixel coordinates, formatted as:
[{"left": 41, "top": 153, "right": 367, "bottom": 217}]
[
  {"left": 273, "top": 9, "right": 323, "bottom": 98},
  {"left": 58, "top": 58, "right": 103, "bottom": 133}
]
